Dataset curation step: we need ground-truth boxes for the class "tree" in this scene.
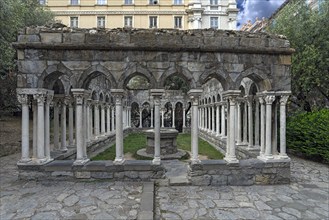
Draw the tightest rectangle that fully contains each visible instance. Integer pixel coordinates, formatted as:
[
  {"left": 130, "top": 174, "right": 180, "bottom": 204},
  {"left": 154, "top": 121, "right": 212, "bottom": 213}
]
[
  {"left": 268, "top": 0, "right": 329, "bottom": 111},
  {"left": 0, "top": 0, "right": 54, "bottom": 113}
]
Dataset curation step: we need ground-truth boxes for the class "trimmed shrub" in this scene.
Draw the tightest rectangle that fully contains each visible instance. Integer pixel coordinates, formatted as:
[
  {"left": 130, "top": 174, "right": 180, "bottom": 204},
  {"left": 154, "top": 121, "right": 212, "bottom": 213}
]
[{"left": 286, "top": 109, "right": 329, "bottom": 164}]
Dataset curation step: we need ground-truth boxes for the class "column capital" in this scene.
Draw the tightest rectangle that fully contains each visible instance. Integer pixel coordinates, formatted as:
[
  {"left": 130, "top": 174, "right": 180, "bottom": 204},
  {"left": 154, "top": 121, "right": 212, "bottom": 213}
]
[
  {"left": 279, "top": 95, "right": 290, "bottom": 106},
  {"left": 188, "top": 89, "right": 203, "bottom": 105},
  {"left": 245, "top": 95, "right": 254, "bottom": 104},
  {"left": 17, "top": 93, "right": 29, "bottom": 105},
  {"left": 258, "top": 96, "right": 265, "bottom": 104},
  {"left": 33, "top": 93, "right": 46, "bottom": 106},
  {"left": 71, "top": 89, "right": 85, "bottom": 105},
  {"left": 264, "top": 95, "right": 276, "bottom": 105},
  {"left": 222, "top": 90, "right": 241, "bottom": 105},
  {"left": 46, "top": 92, "right": 54, "bottom": 105}
]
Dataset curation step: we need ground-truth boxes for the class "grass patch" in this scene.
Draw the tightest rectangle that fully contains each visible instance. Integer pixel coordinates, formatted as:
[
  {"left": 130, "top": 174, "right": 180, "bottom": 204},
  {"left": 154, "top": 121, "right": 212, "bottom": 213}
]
[
  {"left": 177, "top": 133, "right": 224, "bottom": 159},
  {"left": 92, "top": 133, "right": 224, "bottom": 160}
]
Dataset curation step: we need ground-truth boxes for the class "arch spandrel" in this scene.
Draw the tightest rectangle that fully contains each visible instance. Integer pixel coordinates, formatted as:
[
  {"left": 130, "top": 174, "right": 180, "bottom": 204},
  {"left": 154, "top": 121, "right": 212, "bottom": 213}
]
[
  {"left": 159, "top": 65, "right": 196, "bottom": 89},
  {"left": 39, "top": 63, "right": 73, "bottom": 90},
  {"left": 79, "top": 65, "right": 117, "bottom": 89},
  {"left": 118, "top": 64, "right": 157, "bottom": 89}
]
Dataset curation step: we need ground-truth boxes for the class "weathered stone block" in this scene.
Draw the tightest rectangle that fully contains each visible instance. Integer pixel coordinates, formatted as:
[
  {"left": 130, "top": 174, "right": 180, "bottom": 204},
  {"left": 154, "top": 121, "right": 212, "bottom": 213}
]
[
  {"left": 51, "top": 171, "right": 74, "bottom": 177},
  {"left": 17, "top": 35, "right": 40, "bottom": 42},
  {"left": 211, "top": 175, "right": 228, "bottom": 186},
  {"left": 44, "top": 160, "right": 74, "bottom": 171},
  {"left": 91, "top": 171, "right": 113, "bottom": 179},
  {"left": 63, "top": 33, "right": 85, "bottom": 43},
  {"left": 255, "top": 174, "right": 271, "bottom": 185},
  {"left": 138, "top": 171, "right": 153, "bottom": 180},
  {"left": 40, "top": 33, "right": 62, "bottom": 43},
  {"left": 75, "top": 171, "right": 91, "bottom": 179},
  {"left": 18, "top": 60, "right": 46, "bottom": 74},
  {"left": 228, "top": 174, "right": 254, "bottom": 186},
  {"left": 191, "top": 175, "right": 212, "bottom": 186}
]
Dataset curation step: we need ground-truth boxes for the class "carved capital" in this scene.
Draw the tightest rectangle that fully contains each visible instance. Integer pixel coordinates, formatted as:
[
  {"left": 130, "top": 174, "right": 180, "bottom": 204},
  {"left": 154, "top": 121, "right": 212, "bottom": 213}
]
[
  {"left": 265, "top": 95, "right": 276, "bottom": 105},
  {"left": 73, "top": 94, "right": 84, "bottom": 105},
  {"left": 258, "top": 96, "right": 265, "bottom": 105},
  {"left": 17, "top": 94, "right": 29, "bottom": 105},
  {"left": 280, "top": 95, "right": 289, "bottom": 106},
  {"left": 114, "top": 94, "right": 124, "bottom": 106},
  {"left": 33, "top": 93, "right": 46, "bottom": 106}
]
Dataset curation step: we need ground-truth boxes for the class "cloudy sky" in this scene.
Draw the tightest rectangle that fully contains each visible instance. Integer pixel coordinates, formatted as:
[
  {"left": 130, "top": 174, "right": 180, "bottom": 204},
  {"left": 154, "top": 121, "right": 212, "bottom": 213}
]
[{"left": 237, "top": 0, "right": 286, "bottom": 28}]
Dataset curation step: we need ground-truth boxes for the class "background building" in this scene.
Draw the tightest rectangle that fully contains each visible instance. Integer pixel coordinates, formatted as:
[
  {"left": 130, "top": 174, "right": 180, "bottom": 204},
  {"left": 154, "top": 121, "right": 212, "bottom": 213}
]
[{"left": 40, "top": 0, "right": 238, "bottom": 30}]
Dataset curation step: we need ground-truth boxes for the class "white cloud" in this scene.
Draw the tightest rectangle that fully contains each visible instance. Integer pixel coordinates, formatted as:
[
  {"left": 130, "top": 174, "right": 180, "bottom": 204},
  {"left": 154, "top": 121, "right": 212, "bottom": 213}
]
[{"left": 237, "top": 0, "right": 286, "bottom": 28}]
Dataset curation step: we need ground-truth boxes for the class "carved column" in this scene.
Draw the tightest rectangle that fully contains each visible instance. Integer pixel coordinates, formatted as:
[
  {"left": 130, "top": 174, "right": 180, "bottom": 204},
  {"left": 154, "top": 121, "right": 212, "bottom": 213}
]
[
  {"left": 221, "top": 102, "right": 226, "bottom": 138},
  {"left": 236, "top": 101, "right": 242, "bottom": 144},
  {"left": 32, "top": 102, "right": 37, "bottom": 158},
  {"left": 188, "top": 89, "right": 203, "bottom": 164},
  {"left": 139, "top": 109, "right": 143, "bottom": 128},
  {"left": 72, "top": 89, "right": 89, "bottom": 165},
  {"left": 247, "top": 96, "right": 254, "bottom": 149},
  {"left": 86, "top": 100, "right": 91, "bottom": 141},
  {"left": 161, "top": 108, "right": 164, "bottom": 127},
  {"left": 259, "top": 96, "right": 266, "bottom": 156},
  {"left": 216, "top": 104, "right": 220, "bottom": 136},
  {"left": 183, "top": 107, "right": 186, "bottom": 128},
  {"left": 34, "top": 93, "right": 46, "bottom": 163},
  {"left": 242, "top": 100, "right": 248, "bottom": 144},
  {"left": 61, "top": 97, "right": 68, "bottom": 152},
  {"left": 207, "top": 106, "right": 211, "bottom": 132},
  {"left": 106, "top": 105, "right": 111, "bottom": 134},
  {"left": 68, "top": 100, "right": 74, "bottom": 146},
  {"left": 254, "top": 100, "right": 260, "bottom": 147},
  {"left": 44, "top": 92, "right": 54, "bottom": 160},
  {"left": 111, "top": 105, "right": 115, "bottom": 132},
  {"left": 150, "top": 107, "right": 154, "bottom": 128},
  {"left": 100, "top": 103, "right": 106, "bottom": 135},
  {"left": 172, "top": 107, "right": 175, "bottom": 128},
  {"left": 94, "top": 101, "right": 100, "bottom": 137},
  {"left": 112, "top": 89, "right": 125, "bottom": 164},
  {"left": 223, "top": 91, "right": 240, "bottom": 163},
  {"left": 211, "top": 105, "right": 215, "bottom": 134},
  {"left": 151, "top": 89, "right": 164, "bottom": 165},
  {"left": 272, "top": 101, "right": 278, "bottom": 155},
  {"left": 17, "top": 93, "right": 30, "bottom": 163},
  {"left": 279, "top": 94, "right": 290, "bottom": 159},
  {"left": 53, "top": 100, "right": 59, "bottom": 150}
]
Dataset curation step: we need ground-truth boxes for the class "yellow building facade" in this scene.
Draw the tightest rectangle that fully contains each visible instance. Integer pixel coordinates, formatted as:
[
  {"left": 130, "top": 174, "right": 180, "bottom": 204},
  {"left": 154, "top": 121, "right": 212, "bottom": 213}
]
[{"left": 41, "top": 0, "right": 238, "bottom": 30}]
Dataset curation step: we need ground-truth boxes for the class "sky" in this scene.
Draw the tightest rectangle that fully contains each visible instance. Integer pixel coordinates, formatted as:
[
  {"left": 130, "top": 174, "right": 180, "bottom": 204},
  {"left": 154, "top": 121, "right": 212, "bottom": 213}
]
[{"left": 237, "top": 0, "right": 286, "bottom": 28}]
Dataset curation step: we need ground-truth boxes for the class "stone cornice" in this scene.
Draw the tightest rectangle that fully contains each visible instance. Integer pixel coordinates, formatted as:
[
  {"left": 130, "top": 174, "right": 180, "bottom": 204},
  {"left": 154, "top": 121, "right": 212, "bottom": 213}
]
[{"left": 53, "top": 10, "right": 187, "bottom": 15}]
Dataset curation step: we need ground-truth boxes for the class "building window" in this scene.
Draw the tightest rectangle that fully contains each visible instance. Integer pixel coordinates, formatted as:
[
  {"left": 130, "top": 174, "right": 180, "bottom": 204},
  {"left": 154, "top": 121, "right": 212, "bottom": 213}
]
[
  {"left": 124, "top": 16, "right": 133, "bottom": 28},
  {"left": 97, "top": 0, "right": 107, "bottom": 5},
  {"left": 210, "top": 0, "right": 218, "bottom": 10},
  {"left": 149, "top": 16, "right": 157, "bottom": 28},
  {"left": 39, "top": 0, "right": 46, "bottom": 5},
  {"left": 70, "top": 0, "right": 79, "bottom": 5},
  {"left": 149, "top": 0, "right": 159, "bottom": 5},
  {"left": 124, "top": 0, "right": 133, "bottom": 4},
  {"left": 174, "top": 16, "right": 182, "bottom": 29},
  {"left": 173, "top": 0, "right": 183, "bottom": 4},
  {"left": 70, "top": 17, "right": 79, "bottom": 28},
  {"left": 210, "top": 17, "right": 218, "bottom": 29},
  {"left": 97, "top": 16, "right": 106, "bottom": 28}
]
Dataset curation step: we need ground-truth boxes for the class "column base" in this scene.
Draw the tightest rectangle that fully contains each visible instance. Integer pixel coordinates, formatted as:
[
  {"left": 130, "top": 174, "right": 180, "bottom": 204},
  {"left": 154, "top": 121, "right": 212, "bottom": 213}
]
[
  {"left": 73, "top": 158, "right": 90, "bottom": 166},
  {"left": 278, "top": 154, "right": 291, "bottom": 160},
  {"left": 60, "top": 147, "right": 68, "bottom": 152},
  {"left": 152, "top": 157, "right": 161, "bottom": 165},
  {"left": 257, "top": 155, "right": 275, "bottom": 162},
  {"left": 17, "top": 158, "right": 32, "bottom": 165},
  {"left": 34, "top": 157, "right": 49, "bottom": 164},
  {"left": 236, "top": 142, "right": 246, "bottom": 146},
  {"left": 224, "top": 156, "right": 239, "bottom": 164},
  {"left": 221, "top": 136, "right": 227, "bottom": 140},
  {"left": 190, "top": 158, "right": 201, "bottom": 164},
  {"left": 114, "top": 157, "right": 125, "bottom": 165}
]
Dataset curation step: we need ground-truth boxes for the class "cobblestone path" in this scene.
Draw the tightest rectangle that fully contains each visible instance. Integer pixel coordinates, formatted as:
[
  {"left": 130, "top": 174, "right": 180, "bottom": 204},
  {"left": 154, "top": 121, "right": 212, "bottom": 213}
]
[
  {"left": 155, "top": 157, "right": 329, "bottom": 220},
  {"left": 0, "top": 154, "right": 142, "bottom": 220}
]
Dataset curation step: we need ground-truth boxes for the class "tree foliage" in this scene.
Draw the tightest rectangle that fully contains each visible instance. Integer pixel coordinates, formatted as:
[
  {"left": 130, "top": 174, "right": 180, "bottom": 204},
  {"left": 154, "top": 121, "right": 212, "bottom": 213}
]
[
  {"left": 0, "top": 0, "right": 54, "bottom": 76},
  {"left": 268, "top": 0, "right": 329, "bottom": 111}
]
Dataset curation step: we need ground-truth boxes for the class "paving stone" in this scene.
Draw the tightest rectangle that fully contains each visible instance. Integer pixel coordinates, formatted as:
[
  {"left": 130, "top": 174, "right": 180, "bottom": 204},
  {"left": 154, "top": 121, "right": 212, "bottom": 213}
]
[
  {"left": 63, "top": 195, "right": 79, "bottom": 206},
  {"left": 214, "top": 200, "right": 239, "bottom": 208},
  {"left": 282, "top": 207, "right": 301, "bottom": 218},
  {"left": 277, "top": 212, "right": 298, "bottom": 220},
  {"left": 31, "top": 211, "right": 59, "bottom": 220},
  {"left": 255, "top": 200, "right": 273, "bottom": 211}
]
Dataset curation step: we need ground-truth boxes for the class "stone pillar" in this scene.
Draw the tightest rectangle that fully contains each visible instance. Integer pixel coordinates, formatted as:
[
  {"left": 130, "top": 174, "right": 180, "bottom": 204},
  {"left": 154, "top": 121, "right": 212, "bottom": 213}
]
[
  {"left": 89, "top": 102, "right": 94, "bottom": 138},
  {"left": 150, "top": 108, "right": 154, "bottom": 128},
  {"left": 254, "top": 100, "right": 260, "bottom": 147},
  {"left": 211, "top": 105, "right": 215, "bottom": 134},
  {"left": 236, "top": 101, "right": 242, "bottom": 144},
  {"left": 53, "top": 100, "right": 59, "bottom": 150},
  {"left": 161, "top": 109, "right": 164, "bottom": 127},
  {"left": 44, "top": 92, "right": 54, "bottom": 160},
  {"left": 139, "top": 109, "right": 143, "bottom": 128},
  {"left": 259, "top": 94, "right": 276, "bottom": 161},
  {"left": 32, "top": 102, "right": 37, "bottom": 158},
  {"left": 188, "top": 89, "right": 203, "bottom": 164},
  {"left": 183, "top": 107, "right": 186, "bottom": 128},
  {"left": 216, "top": 104, "right": 220, "bottom": 136},
  {"left": 111, "top": 106, "right": 115, "bottom": 132},
  {"left": 86, "top": 100, "right": 91, "bottom": 141},
  {"left": 106, "top": 105, "right": 111, "bottom": 134},
  {"left": 34, "top": 93, "right": 46, "bottom": 163},
  {"left": 151, "top": 89, "right": 164, "bottom": 165},
  {"left": 112, "top": 89, "right": 126, "bottom": 164},
  {"left": 272, "top": 101, "right": 278, "bottom": 155},
  {"left": 101, "top": 103, "right": 106, "bottom": 135},
  {"left": 279, "top": 94, "right": 290, "bottom": 159},
  {"left": 61, "top": 98, "right": 68, "bottom": 152},
  {"left": 68, "top": 101, "right": 74, "bottom": 146},
  {"left": 259, "top": 97, "right": 266, "bottom": 156},
  {"left": 94, "top": 101, "right": 100, "bottom": 137},
  {"left": 247, "top": 96, "right": 254, "bottom": 149},
  {"left": 208, "top": 107, "right": 211, "bottom": 132},
  {"left": 223, "top": 91, "right": 240, "bottom": 163},
  {"left": 221, "top": 102, "right": 226, "bottom": 137},
  {"left": 72, "top": 89, "right": 89, "bottom": 165},
  {"left": 243, "top": 101, "right": 248, "bottom": 144},
  {"left": 83, "top": 91, "right": 91, "bottom": 152},
  {"left": 172, "top": 108, "right": 175, "bottom": 128},
  {"left": 17, "top": 93, "right": 30, "bottom": 163},
  {"left": 123, "top": 107, "right": 127, "bottom": 129}
]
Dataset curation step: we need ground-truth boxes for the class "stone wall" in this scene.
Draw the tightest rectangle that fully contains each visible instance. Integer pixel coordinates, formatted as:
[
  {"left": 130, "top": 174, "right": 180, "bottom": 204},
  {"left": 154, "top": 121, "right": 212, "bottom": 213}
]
[{"left": 188, "top": 159, "right": 290, "bottom": 186}]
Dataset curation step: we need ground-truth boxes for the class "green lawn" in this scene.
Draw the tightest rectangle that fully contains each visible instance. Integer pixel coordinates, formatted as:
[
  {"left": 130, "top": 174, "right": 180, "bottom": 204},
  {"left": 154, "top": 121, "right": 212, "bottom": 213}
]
[{"left": 92, "top": 133, "right": 224, "bottom": 160}]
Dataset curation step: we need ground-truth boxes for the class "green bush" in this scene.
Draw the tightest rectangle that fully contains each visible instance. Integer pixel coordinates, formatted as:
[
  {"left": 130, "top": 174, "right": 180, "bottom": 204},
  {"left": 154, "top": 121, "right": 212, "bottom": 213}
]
[{"left": 287, "top": 109, "right": 329, "bottom": 164}]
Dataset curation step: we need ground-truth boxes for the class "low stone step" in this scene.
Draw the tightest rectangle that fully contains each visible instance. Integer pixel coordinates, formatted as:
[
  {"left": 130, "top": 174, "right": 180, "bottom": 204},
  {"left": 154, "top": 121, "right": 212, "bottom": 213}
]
[{"left": 169, "top": 176, "right": 190, "bottom": 186}]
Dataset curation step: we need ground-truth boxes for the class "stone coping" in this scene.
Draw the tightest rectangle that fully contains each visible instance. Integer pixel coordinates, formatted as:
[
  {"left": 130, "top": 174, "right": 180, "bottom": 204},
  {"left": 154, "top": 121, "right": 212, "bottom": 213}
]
[{"left": 14, "top": 27, "right": 295, "bottom": 55}]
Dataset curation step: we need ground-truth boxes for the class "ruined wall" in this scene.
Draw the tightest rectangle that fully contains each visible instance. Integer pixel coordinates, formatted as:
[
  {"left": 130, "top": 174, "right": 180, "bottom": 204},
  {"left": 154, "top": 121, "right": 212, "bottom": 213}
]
[{"left": 14, "top": 27, "right": 293, "bottom": 92}]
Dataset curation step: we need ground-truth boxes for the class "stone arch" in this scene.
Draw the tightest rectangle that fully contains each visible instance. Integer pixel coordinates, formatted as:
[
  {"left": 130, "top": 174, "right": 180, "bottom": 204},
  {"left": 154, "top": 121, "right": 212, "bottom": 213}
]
[
  {"left": 159, "top": 65, "right": 196, "bottom": 89},
  {"left": 118, "top": 65, "right": 157, "bottom": 89},
  {"left": 39, "top": 63, "right": 73, "bottom": 90},
  {"left": 91, "top": 91, "right": 98, "bottom": 100},
  {"left": 79, "top": 65, "right": 117, "bottom": 89},
  {"left": 234, "top": 66, "right": 272, "bottom": 91},
  {"left": 217, "top": 94, "right": 221, "bottom": 102},
  {"left": 99, "top": 92, "right": 104, "bottom": 102},
  {"left": 199, "top": 69, "right": 228, "bottom": 91}
]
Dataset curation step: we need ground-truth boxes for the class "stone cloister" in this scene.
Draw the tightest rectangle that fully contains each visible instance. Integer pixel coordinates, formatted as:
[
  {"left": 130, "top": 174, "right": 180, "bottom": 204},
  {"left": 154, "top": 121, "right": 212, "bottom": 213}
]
[{"left": 14, "top": 27, "right": 294, "bottom": 185}]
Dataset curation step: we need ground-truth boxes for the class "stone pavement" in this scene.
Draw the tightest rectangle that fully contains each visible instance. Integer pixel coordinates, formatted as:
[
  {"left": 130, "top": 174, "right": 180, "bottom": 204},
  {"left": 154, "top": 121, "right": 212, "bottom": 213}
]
[
  {"left": 156, "top": 157, "right": 329, "bottom": 220},
  {"left": 1, "top": 153, "right": 328, "bottom": 220}
]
